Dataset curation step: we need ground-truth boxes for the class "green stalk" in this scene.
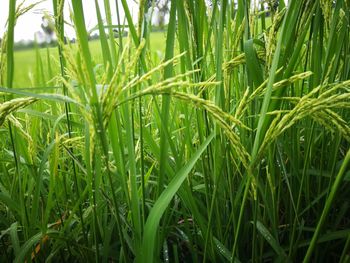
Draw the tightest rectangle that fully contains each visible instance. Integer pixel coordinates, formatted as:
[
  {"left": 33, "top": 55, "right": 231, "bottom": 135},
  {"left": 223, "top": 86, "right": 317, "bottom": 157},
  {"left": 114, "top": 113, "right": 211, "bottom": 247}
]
[
  {"left": 303, "top": 149, "right": 350, "bottom": 262},
  {"left": 94, "top": 0, "right": 113, "bottom": 79},
  {"left": 158, "top": 0, "right": 177, "bottom": 196},
  {"left": 7, "top": 0, "right": 16, "bottom": 90},
  {"left": 214, "top": 0, "right": 226, "bottom": 108},
  {"left": 251, "top": 1, "right": 295, "bottom": 161},
  {"left": 137, "top": 0, "right": 148, "bottom": 231},
  {"left": 71, "top": 1, "right": 127, "bottom": 260},
  {"left": 52, "top": 0, "right": 89, "bottom": 247},
  {"left": 6, "top": 0, "right": 25, "bottom": 231},
  {"left": 103, "top": 0, "right": 117, "bottom": 65}
]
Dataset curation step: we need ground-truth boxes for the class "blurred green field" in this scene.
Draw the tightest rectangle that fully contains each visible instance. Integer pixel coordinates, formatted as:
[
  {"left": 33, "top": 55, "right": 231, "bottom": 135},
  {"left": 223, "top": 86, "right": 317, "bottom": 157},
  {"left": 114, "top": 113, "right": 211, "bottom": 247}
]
[{"left": 13, "top": 31, "right": 167, "bottom": 87}]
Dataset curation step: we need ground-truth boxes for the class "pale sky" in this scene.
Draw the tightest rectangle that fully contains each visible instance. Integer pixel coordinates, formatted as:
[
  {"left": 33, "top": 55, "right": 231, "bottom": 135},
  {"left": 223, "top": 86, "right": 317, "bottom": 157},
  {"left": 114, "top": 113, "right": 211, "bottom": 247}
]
[{"left": 0, "top": 0, "right": 139, "bottom": 42}]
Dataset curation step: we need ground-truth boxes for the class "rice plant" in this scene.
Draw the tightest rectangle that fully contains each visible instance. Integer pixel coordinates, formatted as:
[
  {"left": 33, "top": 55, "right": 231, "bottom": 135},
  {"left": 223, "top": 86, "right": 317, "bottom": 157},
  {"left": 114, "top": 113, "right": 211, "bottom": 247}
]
[{"left": 0, "top": 0, "right": 349, "bottom": 262}]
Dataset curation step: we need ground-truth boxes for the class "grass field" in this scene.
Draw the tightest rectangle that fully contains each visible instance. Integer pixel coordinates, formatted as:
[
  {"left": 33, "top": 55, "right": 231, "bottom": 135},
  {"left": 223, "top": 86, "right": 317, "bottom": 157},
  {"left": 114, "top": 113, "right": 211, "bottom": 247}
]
[
  {"left": 1, "top": 0, "right": 350, "bottom": 262},
  {"left": 13, "top": 32, "right": 167, "bottom": 87}
]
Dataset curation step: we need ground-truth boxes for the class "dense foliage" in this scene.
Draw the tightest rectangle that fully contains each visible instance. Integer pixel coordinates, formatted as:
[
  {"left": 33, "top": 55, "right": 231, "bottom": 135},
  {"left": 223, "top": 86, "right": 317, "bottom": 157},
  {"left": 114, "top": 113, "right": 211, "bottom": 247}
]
[{"left": 0, "top": 0, "right": 349, "bottom": 262}]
